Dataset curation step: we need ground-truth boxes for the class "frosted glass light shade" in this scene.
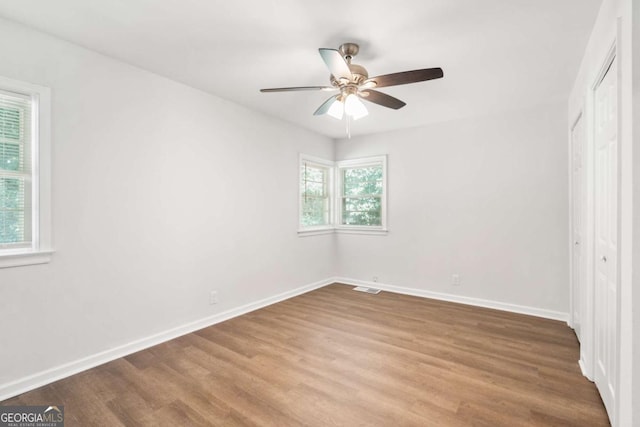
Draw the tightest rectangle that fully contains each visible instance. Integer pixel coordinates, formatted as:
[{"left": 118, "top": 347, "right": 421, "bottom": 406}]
[
  {"left": 344, "top": 94, "right": 368, "bottom": 120},
  {"left": 327, "top": 99, "right": 344, "bottom": 120}
]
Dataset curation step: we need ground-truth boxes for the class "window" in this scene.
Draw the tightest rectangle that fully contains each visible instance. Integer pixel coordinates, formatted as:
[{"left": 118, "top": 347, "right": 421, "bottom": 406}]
[
  {"left": 0, "top": 76, "right": 51, "bottom": 268},
  {"left": 299, "top": 155, "right": 333, "bottom": 232},
  {"left": 337, "top": 156, "right": 387, "bottom": 231},
  {"left": 0, "top": 90, "right": 32, "bottom": 248},
  {"left": 298, "top": 154, "right": 387, "bottom": 235}
]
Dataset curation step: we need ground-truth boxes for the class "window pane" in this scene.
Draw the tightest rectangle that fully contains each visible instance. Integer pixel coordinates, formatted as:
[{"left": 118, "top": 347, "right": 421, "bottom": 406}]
[
  {"left": 0, "top": 210, "right": 24, "bottom": 243},
  {"left": 303, "top": 181, "right": 325, "bottom": 197},
  {"left": 340, "top": 163, "right": 384, "bottom": 227},
  {"left": 0, "top": 177, "right": 24, "bottom": 209},
  {"left": 302, "top": 209, "right": 327, "bottom": 227},
  {"left": 300, "top": 161, "right": 330, "bottom": 228},
  {"left": 0, "top": 177, "right": 26, "bottom": 243},
  {"left": 343, "top": 166, "right": 382, "bottom": 196},
  {"left": 342, "top": 211, "right": 381, "bottom": 226},
  {"left": 302, "top": 196, "right": 327, "bottom": 213},
  {"left": 0, "top": 107, "right": 21, "bottom": 140},
  {"left": 301, "top": 196, "right": 328, "bottom": 227},
  {"left": 0, "top": 87, "right": 37, "bottom": 253},
  {"left": 303, "top": 166, "right": 325, "bottom": 182},
  {"left": 344, "top": 177, "right": 382, "bottom": 196},
  {"left": 344, "top": 166, "right": 382, "bottom": 184},
  {"left": 342, "top": 197, "right": 381, "bottom": 226},
  {"left": 0, "top": 142, "right": 20, "bottom": 171},
  {"left": 342, "top": 197, "right": 381, "bottom": 213}
]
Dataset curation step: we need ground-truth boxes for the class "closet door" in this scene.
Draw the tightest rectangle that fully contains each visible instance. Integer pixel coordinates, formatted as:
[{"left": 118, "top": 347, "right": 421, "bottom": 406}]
[{"left": 593, "top": 56, "right": 618, "bottom": 420}]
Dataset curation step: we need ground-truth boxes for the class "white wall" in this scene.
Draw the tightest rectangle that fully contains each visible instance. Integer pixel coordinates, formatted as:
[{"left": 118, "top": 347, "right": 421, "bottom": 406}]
[
  {"left": 0, "top": 17, "right": 334, "bottom": 392},
  {"left": 335, "top": 102, "right": 569, "bottom": 314}
]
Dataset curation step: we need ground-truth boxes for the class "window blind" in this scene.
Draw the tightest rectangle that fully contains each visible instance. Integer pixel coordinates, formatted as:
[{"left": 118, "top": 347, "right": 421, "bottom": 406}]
[{"left": 0, "top": 88, "right": 32, "bottom": 248}]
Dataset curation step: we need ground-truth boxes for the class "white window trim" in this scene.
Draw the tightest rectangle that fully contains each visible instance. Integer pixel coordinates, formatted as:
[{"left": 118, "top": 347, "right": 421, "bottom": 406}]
[
  {"left": 0, "top": 76, "right": 52, "bottom": 268},
  {"left": 297, "top": 154, "right": 388, "bottom": 236},
  {"left": 298, "top": 154, "right": 335, "bottom": 235}
]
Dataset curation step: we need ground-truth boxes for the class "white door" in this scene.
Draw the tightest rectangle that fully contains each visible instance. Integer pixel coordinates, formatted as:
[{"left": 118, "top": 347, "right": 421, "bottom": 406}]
[
  {"left": 571, "top": 115, "right": 584, "bottom": 341},
  {"left": 594, "top": 57, "right": 617, "bottom": 420}
]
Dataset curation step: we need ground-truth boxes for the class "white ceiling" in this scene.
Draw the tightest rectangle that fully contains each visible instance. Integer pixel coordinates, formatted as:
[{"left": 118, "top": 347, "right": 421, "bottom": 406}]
[{"left": 0, "top": 0, "right": 602, "bottom": 138}]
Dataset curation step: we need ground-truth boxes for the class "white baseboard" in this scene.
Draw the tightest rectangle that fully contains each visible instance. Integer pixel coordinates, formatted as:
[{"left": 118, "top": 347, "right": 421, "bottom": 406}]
[
  {"left": 332, "top": 277, "right": 569, "bottom": 322},
  {"left": 0, "top": 278, "right": 333, "bottom": 402},
  {"left": 578, "top": 358, "right": 594, "bottom": 381},
  {"left": 578, "top": 359, "right": 588, "bottom": 377}
]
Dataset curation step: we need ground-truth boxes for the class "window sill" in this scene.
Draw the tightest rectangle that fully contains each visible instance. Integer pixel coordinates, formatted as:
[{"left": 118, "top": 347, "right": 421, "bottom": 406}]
[
  {"left": 297, "top": 228, "right": 335, "bottom": 237},
  {"left": 298, "top": 227, "right": 389, "bottom": 237},
  {"left": 336, "top": 227, "right": 388, "bottom": 236},
  {"left": 0, "top": 250, "right": 54, "bottom": 269}
]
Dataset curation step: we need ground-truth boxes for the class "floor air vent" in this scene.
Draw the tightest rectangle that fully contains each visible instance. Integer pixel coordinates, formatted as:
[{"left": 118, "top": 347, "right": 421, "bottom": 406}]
[{"left": 353, "top": 286, "right": 381, "bottom": 294}]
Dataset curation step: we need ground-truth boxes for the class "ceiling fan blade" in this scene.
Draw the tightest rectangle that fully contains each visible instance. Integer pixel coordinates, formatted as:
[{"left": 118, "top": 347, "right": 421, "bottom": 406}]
[
  {"left": 260, "top": 86, "right": 336, "bottom": 93},
  {"left": 363, "top": 68, "right": 443, "bottom": 89},
  {"left": 313, "top": 95, "right": 340, "bottom": 116},
  {"left": 359, "top": 90, "right": 406, "bottom": 110},
  {"left": 319, "top": 48, "right": 352, "bottom": 81}
]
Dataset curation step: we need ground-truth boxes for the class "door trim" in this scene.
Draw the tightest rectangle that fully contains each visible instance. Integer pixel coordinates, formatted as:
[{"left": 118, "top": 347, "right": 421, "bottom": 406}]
[{"left": 568, "top": 110, "right": 583, "bottom": 332}]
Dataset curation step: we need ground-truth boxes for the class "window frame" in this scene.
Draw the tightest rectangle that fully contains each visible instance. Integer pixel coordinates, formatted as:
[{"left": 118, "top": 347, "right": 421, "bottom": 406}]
[
  {"left": 297, "top": 154, "right": 387, "bottom": 236},
  {"left": 298, "top": 154, "right": 335, "bottom": 235},
  {"left": 0, "top": 76, "right": 52, "bottom": 268},
  {"left": 336, "top": 155, "right": 388, "bottom": 234}
]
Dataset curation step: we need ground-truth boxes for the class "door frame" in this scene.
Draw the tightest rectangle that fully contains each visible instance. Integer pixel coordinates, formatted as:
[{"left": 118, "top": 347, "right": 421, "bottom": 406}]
[{"left": 568, "top": 111, "right": 584, "bottom": 337}]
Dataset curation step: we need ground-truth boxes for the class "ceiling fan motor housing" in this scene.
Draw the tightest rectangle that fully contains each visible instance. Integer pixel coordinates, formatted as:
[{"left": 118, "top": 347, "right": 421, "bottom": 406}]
[
  {"left": 348, "top": 64, "right": 368, "bottom": 83},
  {"left": 330, "top": 43, "right": 369, "bottom": 86},
  {"left": 330, "top": 63, "right": 368, "bottom": 86}
]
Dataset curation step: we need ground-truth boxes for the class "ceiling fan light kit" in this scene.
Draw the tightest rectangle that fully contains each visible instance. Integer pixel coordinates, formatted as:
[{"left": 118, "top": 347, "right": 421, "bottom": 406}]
[
  {"left": 344, "top": 93, "right": 368, "bottom": 120},
  {"left": 260, "top": 42, "right": 443, "bottom": 136},
  {"left": 327, "top": 97, "right": 344, "bottom": 119}
]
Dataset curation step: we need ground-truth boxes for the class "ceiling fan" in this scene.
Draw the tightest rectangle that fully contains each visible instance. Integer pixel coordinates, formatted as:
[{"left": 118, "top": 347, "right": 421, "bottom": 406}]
[{"left": 260, "top": 43, "right": 443, "bottom": 123}]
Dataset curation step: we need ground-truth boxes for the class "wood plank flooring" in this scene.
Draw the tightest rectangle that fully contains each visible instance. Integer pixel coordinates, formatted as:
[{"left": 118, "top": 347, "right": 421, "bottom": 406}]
[{"left": 2, "top": 283, "right": 609, "bottom": 426}]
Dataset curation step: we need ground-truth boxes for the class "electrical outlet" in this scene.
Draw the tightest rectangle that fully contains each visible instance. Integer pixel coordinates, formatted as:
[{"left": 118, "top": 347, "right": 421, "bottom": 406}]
[
  {"left": 452, "top": 274, "right": 461, "bottom": 286},
  {"left": 209, "top": 290, "right": 218, "bottom": 305},
  {"left": 372, "top": 276, "right": 378, "bottom": 283}
]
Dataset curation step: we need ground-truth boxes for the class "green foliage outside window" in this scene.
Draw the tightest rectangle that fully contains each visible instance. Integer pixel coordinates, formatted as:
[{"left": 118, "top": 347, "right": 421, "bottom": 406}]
[
  {"left": 0, "top": 107, "right": 20, "bottom": 140},
  {"left": 300, "top": 163, "right": 329, "bottom": 227},
  {"left": 341, "top": 166, "right": 383, "bottom": 226},
  {"left": 0, "top": 142, "right": 20, "bottom": 171},
  {"left": 0, "top": 106, "right": 24, "bottom": 244},
  {"left": 0, "top": 178, "right": 24, "bottom": 243}
]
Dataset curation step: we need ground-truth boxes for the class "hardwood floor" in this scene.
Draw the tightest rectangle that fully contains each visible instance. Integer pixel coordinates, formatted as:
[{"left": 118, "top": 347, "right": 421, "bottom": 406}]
[{"left": 2, "top": 283, "right": 609, "bottom": 426}]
